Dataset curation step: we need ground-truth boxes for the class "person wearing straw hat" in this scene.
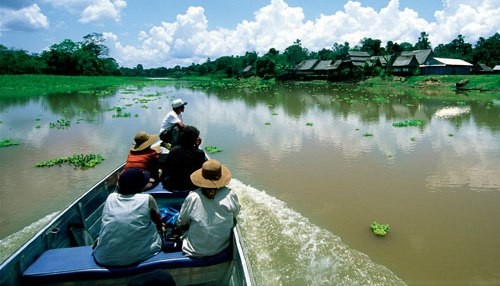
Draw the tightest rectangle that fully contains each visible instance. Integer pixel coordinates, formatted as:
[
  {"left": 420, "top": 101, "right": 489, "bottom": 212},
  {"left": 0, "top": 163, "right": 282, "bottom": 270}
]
[
  {"left": 177, "top": 159, "right": 240, "bottom": 257},
  {"left": 159, "top": 98, "right": 187, "bottom": 148},
  {"left": 123, "top": 131, "right": 161, "bottom": 185}
]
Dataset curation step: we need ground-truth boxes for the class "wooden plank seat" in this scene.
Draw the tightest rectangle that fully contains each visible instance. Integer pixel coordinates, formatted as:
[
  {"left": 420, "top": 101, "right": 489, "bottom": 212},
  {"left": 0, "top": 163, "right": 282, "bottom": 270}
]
[{"left": 23, "top": 246, "right": 232, "bottom": 284}]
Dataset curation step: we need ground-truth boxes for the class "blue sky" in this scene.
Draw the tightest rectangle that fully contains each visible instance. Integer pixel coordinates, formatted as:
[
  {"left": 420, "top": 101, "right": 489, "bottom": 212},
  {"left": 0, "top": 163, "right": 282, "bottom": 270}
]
[{"left": 1, "top": 0, "right": 499, "bottom": 68}]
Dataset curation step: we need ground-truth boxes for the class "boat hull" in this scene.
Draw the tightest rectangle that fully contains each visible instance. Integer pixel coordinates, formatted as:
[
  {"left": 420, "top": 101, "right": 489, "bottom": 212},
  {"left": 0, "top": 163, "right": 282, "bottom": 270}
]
[{"left": 0, "top": 164, "right": 252, "bottom": 286}]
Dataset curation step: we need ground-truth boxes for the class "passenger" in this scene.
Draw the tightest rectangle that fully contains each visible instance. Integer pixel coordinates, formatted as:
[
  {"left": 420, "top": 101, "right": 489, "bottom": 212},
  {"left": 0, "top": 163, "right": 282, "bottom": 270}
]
[
  {"left": 159, "top": 98, "right": 187, "bottom": 148},
  {"left": 177, "top": 160, "right": 240, "bottom": 257},
  {"left": 93, "top": 168, "right": 164, "bottom": 266},
  {"left": 161, "top": 125, "right": 206, "bottom": 191},
  {"left": 123, "top": 131, "right": 161, "bottom": 185}
]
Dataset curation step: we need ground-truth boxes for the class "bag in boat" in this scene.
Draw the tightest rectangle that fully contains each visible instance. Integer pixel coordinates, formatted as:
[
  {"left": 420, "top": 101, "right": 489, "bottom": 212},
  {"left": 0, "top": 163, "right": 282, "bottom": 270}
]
[{"left": 159, "top": 207, "right": 182, "bottom": 252}]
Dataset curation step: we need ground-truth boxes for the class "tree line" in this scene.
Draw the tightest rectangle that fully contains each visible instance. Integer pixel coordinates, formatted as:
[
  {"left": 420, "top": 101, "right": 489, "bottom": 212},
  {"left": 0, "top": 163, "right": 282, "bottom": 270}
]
[{"left": 1, "top": 32, "right": 499, "bottom": 79}]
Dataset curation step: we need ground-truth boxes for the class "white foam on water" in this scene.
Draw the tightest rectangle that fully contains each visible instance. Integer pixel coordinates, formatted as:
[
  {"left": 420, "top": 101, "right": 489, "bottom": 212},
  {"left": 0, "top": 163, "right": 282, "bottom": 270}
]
[
  {"left": 433, "top": 106, "right": 471, "bottom": 119},
  {"left": 0, "top": 212, "right": 59, "bottom": 263},
  {"left": 229, "top": 179, "right": 406, "bottom": 286}
]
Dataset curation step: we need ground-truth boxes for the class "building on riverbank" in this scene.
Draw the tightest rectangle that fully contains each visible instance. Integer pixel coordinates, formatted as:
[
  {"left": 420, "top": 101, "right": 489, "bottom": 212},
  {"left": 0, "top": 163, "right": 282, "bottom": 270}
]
[{"left": 420, "top": 57, "right": 473, "bottom": 75}]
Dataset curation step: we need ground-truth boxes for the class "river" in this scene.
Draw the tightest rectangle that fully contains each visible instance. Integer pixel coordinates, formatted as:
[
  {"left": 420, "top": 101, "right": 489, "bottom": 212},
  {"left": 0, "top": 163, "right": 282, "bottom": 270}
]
[{"left": 1, "top": 80, "right": 499, "bottom": 285}]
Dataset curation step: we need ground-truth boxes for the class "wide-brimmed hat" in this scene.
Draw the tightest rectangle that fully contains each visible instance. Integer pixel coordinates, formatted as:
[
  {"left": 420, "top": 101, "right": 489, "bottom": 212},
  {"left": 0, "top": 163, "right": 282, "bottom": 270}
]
[
  {"left": 118, "top": 168, "right": 150, "bottom": 194},
  {"left": 190, "top": 159, "right": 232, "bottom": 189},
  {"left": 172, "top": 98, "right": 187, "bottom": 109},
  {"left": 131, "top": 131, "right": 158, "bottom": 151}
]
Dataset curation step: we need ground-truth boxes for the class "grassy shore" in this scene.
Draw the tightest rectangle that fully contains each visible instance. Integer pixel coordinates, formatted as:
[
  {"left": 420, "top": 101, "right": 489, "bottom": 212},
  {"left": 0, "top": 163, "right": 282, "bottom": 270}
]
[
  {"left": 0, "top": 75, "right": 150, "bottom": 98},
  {"left": 1, "top": 74, "right": 498, "bottom": 99},
  {"left": 361, "top": 74, "right": 500, "bottom": 91}
]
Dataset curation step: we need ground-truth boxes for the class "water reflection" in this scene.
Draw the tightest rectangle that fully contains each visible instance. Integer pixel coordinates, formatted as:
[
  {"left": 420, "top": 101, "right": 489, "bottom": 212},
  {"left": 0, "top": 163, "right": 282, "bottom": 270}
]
[{"left": 1, "top": 81, "right": 499, "bottom": 284}]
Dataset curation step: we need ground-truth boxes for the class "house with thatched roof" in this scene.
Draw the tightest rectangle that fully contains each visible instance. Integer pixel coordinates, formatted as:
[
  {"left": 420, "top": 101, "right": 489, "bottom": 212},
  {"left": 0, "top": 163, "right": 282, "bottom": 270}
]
[
  {"left": 400, "top": 49, "right": 433, "bottom": 65},
  {"left": 241, "top": 65, "right": 253, "bottom": 77},
  {"left": 392, "top": 55, "right": 420, "bottom": 75},
  {"left": 420, "top": 57, "right": 473, "bottom": 75},
  {"left": 345, "top": 51, "right": 371, "bottom": 67},
  {"left": 370, "top": 55, "right": 390, "bottom": 68},
  {"left": 472, "top": 63, "right": 492, "bottom": 74}
]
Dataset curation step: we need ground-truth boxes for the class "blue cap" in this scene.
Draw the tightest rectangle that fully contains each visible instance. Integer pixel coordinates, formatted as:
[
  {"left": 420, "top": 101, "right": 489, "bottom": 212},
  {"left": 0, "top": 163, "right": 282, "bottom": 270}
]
[{"left": 118, "top": 168, "right": 150, "bottom": 194}]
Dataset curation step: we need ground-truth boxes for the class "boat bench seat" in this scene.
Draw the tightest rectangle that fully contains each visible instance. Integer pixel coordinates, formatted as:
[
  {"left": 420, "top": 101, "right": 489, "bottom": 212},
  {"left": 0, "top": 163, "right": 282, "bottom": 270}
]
[{"left": 23, "top": 246, "right": 232, "bottom": 284}]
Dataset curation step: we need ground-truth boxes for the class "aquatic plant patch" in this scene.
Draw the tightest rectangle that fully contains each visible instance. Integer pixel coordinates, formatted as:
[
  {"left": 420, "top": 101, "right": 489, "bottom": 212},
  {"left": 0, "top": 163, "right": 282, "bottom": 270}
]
[
  {"left": 0, "top": 138, "right": 20, "bottom": 147},
  {"left": 35, "top": 154, "right": 105, "bottom": 169},
  {"left": 392, "top": 119, "right": 425, "bottom": 127},
  {"left": 49, "top": 119, "right": 71, "bottom": 129},
  {"left": 204, "top": 146, "right": 223, "bottom": 154},
  {"left": 371, "top": 222, "right": 390, "bottom": 236}
]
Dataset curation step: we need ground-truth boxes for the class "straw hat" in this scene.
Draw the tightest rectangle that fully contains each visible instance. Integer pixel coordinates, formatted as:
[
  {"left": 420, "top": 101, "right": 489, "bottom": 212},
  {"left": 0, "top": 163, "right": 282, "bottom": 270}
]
[
  {"left": 131, "top": 131, "right": 158, "bottom": 151},
  {"left": 190, "top": 159, "right": 232, "bottom": 189}
]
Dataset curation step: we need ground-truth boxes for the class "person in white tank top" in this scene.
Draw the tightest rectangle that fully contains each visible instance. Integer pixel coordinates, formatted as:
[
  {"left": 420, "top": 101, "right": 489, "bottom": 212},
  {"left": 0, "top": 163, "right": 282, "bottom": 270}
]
[{"left": 93, "top": 168, "right": 164, "bottom": 266}]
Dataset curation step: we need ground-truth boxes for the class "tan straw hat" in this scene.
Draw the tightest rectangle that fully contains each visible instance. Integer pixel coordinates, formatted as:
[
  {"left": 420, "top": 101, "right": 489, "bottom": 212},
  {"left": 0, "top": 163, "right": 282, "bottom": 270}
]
[
  {"left": 131, "top": 131, "right": 158, "bottom": 151},
  {"left": 190, "top": 159, "right": 232, "bottom": 189}
]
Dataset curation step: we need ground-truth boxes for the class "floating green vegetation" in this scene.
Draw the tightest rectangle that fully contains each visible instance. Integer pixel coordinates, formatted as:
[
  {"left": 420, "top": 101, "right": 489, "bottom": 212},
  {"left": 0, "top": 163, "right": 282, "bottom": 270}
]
[
  {"left": 50, "top": 119, "right": 71, "bottom": 129},
  {"left": 265, "top": 122, "right": 271, "bottom": 125},
  {"left": 35, "top": 125, "right": 41, "bottom": 129},
  {"left": 272, "top": 112, "right": 279, "bottom": 116},
  {"left": 204, "top": 146, "right": 223, "bottom": 154},
  {"left": 448, "top": 133, "right": 454, "bottom": 137},
  {"left": 392, "top": 119, "right": 425, "bottom": 127},
  {"left": 0, "top": 138, "right": 20, "bottom": 147},
  {"left": 35, "top": 154, "right": 105, "bottom": 169},
  {"left": 363, "top": 132, "right": 373, "bottom": 137},
  {"left": 371, "top": 221, "right": 390, "bottom": 237},
  {"left": 306, "top": 122, "right": 313, "bottom": 126},
  {"left": 410, "top": 137, "right": 416, "bottom": 141},
  {"left": 111, "top": 106, "right": 131, "bottom": 118}
]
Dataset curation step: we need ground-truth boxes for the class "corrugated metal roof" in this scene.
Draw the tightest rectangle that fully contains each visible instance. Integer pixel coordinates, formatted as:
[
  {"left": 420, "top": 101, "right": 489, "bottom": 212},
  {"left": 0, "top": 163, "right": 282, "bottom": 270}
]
[
  {"left": 432, "top": 57, "right": 473, "bottom": 66},
  {"left": 392, "top": 55, "right": 416, "bottom": 67},
  {"left": 476, "top": 63, "right": 492, "bottom": 71},
  {"left": 296, "top": 59, "right": 319, "bottom": 70},
  {"left": 401, "top": 49, "right": 432, "bottom": 64},
  {"left": 242, "top": 65, "right": 252, "bottom": 72},
  {"left": 314, "top": 60, "right": 333, "bottom": 70},
  {"left": 330, "top": 59, "right": 342, "bottom": 70},
  {"left": 348, "top": 51, "right": 370, "bottom": 57}
]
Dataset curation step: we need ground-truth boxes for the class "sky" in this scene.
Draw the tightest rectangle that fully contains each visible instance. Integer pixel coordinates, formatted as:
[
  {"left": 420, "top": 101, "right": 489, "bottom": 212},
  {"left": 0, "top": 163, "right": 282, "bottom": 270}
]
[{"left": 0, "top": 0, "right": 499, "bottom": 68}]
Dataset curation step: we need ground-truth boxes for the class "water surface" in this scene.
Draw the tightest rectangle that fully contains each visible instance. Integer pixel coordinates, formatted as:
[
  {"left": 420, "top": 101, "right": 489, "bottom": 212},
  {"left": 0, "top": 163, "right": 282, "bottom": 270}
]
[{"left": 1, "top": 81, "right": 499, "bottom": 285}]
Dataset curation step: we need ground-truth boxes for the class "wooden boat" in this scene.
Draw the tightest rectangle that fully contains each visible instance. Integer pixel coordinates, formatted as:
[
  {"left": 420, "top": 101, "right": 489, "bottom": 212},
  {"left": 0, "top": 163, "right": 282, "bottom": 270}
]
[{"left": 0, "top": 163, "right": 253, "bottom": 286}]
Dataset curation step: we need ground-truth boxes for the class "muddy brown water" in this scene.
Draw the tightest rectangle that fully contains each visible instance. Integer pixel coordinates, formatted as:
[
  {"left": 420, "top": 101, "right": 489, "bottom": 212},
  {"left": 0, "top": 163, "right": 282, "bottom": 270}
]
[{"left": 1, "top": 81, "right": 499, "bottom": 285}]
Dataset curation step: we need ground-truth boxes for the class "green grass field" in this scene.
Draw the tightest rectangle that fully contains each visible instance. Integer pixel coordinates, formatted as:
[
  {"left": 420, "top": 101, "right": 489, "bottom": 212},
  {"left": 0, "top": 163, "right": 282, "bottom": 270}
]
[{"left": 0, "top": 75, "right": 150, "bottom": 98}]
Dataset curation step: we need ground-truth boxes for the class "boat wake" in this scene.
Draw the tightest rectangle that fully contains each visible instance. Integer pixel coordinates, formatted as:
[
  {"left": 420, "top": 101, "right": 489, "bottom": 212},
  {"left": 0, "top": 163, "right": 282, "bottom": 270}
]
[
  {"left": 230, "top": 179, "right": 406, "bottom": 286},
  {"left": 0, "top": 212, "right": 59, "bottom": 263}
]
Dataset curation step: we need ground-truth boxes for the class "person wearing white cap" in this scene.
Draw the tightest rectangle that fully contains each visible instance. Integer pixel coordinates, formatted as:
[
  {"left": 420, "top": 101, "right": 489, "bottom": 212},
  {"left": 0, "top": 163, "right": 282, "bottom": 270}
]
[
  {"left": 177, "top": 160, "right": 240, "bottom": 257},
  {"left": 159, "top": 98, "right": 187, "bottom": 147}
]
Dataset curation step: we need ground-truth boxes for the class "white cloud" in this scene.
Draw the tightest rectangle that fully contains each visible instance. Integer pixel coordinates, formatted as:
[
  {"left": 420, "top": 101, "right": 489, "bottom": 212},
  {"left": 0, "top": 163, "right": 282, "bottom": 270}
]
[
  {"left": 104, "top": 0, "right": 500, "bottom": 68},
  {"left": 79, "top": 0, "right": 126, "bottom": 23},
  {"left": 429, "top": 0, "right": 500, "bottom": 45},
  {"left": 0, "top": 4, "right": 49, "bottom": 33}
]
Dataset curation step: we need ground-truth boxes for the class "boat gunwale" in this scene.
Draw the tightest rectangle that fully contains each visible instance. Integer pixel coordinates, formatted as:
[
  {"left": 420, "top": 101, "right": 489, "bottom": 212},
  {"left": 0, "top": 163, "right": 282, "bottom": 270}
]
[{"left": 0, "top": 163, "right": 124, "bottom": 269}]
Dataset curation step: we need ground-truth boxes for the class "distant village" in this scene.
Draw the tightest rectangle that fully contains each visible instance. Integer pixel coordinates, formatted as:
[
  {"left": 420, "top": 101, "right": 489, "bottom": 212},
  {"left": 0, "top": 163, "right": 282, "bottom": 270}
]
[{"left": 243, "top": 49, "right": 500, "bottom": 81}]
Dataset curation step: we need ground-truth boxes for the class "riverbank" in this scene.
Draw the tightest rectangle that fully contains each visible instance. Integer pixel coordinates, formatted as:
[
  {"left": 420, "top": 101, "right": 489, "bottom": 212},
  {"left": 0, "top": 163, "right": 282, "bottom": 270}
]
[
  {"left": 1, "top": 74, "right": 499, "bottom": 99},
  {"left": 0, "top": 75, "right": 151, "bottom": 98},
  {"left": 360, "top": 74, "right": 500, "bottom": 91}
]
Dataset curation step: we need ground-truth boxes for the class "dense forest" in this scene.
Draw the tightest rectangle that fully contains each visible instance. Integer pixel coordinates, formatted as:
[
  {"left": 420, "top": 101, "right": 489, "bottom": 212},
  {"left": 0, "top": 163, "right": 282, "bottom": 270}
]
[{"left": 1, "top": 31, "right": 499, "bottom": 80}]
